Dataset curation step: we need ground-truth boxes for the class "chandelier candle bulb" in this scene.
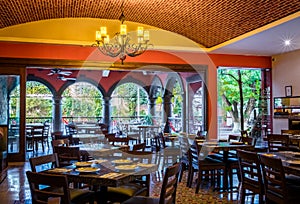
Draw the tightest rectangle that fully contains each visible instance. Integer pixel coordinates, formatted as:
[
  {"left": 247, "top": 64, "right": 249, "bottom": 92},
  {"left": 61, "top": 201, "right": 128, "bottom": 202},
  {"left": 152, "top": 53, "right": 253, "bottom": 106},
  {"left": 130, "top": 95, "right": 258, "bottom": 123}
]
[
  {"left": 144, "top": 30, "right": 150, "bottom": 41},
  {"left": 96, "top": 31, "right": 101, "bottom": 41},
  {"left": 137, "top": 27, "right": 144, "bottom": 37},
  {"left": 104, "top": 35, "right": 109, "bottom": 44},
  {"left": 100, "top": 27, "right": 107, "bottom": 36},
  {"left": 120, "top": 25, "right": 127, "bottom": 35}
]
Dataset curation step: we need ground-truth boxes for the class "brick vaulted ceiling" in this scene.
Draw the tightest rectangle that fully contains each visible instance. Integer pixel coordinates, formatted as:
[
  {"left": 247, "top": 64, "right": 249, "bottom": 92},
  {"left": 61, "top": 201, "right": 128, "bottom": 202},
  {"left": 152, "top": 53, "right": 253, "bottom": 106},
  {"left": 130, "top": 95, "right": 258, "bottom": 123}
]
[{"left": 0, "top": 0, "right": 300, "bottom": 49}]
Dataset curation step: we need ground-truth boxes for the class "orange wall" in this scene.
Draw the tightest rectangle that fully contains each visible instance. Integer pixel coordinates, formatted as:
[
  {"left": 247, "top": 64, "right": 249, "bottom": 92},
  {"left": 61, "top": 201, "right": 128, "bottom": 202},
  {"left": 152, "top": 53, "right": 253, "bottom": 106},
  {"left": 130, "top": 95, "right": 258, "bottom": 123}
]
[{"left": 0, "top": 42, "right": 272, "bottom": 139}]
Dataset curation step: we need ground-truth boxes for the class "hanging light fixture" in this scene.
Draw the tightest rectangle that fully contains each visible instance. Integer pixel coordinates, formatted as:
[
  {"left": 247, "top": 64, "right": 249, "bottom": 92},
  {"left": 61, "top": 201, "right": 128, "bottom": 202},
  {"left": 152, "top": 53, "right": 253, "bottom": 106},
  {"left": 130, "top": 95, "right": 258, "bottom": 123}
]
[{"left": 93, "top": 2, "right": 151, "bottom": 64}]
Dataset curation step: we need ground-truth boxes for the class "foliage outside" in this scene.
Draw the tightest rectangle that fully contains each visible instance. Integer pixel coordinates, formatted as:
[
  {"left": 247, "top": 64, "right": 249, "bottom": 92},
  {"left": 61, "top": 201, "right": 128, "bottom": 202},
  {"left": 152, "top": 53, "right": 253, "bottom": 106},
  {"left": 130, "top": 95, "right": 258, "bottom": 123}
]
[
  {"left": 62, "top": 82, "right": 103, "bottom": 121},
  {"left": 218, "top": 68, "right": 261, "bottom": 133}
]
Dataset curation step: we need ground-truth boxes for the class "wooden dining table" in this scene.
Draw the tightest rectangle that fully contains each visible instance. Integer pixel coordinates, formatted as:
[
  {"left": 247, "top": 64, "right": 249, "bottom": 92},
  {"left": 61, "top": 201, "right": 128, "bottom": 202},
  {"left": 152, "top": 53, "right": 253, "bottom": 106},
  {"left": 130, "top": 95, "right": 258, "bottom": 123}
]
[
  {"left": 260, "top": 151, "right": 300, "bottom": 177},
  {"left": 72, "top": 133, "right": 106, "bottom": 144},
  {"left": 43, "top": 156, "right": 158, "bottom": 204}
]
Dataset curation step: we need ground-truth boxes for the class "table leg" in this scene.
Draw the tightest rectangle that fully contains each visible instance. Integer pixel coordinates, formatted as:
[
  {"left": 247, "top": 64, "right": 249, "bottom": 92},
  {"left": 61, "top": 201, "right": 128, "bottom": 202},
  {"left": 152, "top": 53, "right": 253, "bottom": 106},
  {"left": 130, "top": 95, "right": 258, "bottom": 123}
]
[
  {"left": 223, "top": 151, "right": 229, "bottom": 191},
  {"left": 96, "top": 186, "right": 108, "bottom": 204}
]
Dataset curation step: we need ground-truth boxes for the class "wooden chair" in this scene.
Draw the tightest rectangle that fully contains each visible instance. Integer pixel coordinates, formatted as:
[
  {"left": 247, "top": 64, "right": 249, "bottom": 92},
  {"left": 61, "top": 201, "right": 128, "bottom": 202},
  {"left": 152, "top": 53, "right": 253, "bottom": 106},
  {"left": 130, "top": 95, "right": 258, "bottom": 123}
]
[
  {"left": 237, "top": 149, "right": 264, "bottom": 204},
  {"left": 104, "top": 150, "right": 153, "bottom": 203},
  {"left": 98, "top": 123, "right": 108, "bottom": 134},
  {"left": 187, "top": 142, "right": 225, "bottom": 192},
  {"left": 26, "top": 126, "right": 35, "bottom": 152},
  {"left": 132, "top": 142, "right": 146, "bottom": 151},
  {"left": 107, "top": 134, "right": 130, "bottom": 152},
  {"left": 228, "top": 134, "right": 241, "bottom": 142},
  {"left": 51, "top": 139, "right": 70, "bottom": 147},
  {"left": 32, "top": 125, "right": 46, "bottom": 152},
  {"left": 108, "top": 135, "right": 130, "bottom": 146},
  {"left": 240, "top": 130, "right": 249, "bottom": 138},
  {"left": 122, "top": 162, "right": 182, "bottom": 204},
  {"left": 53, "top": 146, "right": 81, "bottom": 167},
  {"left": 156, "top": 132, "right": 181, "bottom": 168},
  {"left": 266, "top": 134, "right": 290, "bottom": 152},
  {"left": 281, "top": 129, "right": 300, "bottom": 135},
  {"left": 65, "top": 124, "right": 77, "bottom": 136},
  {"left": 42, "top": 122, "right": 51, "bottom": 149},
  {"left": 26, "top": 171, "right": 94, "bottom": 204},
  {"left": 29, "top": 154, "right": 59, "bottom": 172},
  {"left": 177, "top": 133, "right": 189, "bottom": 182},
  {"left": 240, "top": 136, "right": 255, "bottom": 146},
  {"left": 259, "top": 154, "right": 300, "bottom": 204}
]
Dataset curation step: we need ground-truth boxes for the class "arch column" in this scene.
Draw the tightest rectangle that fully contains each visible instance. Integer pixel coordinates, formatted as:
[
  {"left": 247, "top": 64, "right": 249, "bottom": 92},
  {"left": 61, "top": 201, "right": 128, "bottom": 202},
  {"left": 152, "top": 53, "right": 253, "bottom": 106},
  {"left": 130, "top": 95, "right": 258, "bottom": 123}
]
[
  {"left": 53, "top": 95, "right": 62, "bottom": 132},
  {"left": 103, "top": 96, "right": 111, "bottom": 128},
  {"left": 148, "top": 97, "right": 156, "bottom": 117},
  {"left": 163, "top": 91, "right": 173, "bottom": 123},
  {"left": 181, "top": 91, "right": 187, "bottom": 132}
]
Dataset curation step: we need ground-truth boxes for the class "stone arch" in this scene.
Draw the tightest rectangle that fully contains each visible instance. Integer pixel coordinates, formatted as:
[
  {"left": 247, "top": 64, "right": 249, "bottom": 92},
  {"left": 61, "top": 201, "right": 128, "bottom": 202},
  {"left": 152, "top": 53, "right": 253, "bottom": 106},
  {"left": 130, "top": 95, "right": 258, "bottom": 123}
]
[
  {"left": 107, "top": 75, "right": 148, "bottom": 97},
  {"left": 27, "top": 74, "right": 56, "bottom": 96}
]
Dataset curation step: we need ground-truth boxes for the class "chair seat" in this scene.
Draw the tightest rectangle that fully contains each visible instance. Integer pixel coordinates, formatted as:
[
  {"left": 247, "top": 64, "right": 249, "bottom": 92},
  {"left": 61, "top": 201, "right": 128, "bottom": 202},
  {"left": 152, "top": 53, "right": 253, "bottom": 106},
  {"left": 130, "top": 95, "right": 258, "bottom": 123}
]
[
  {"left": 286, "top": 175, "right": 300, "bottom": 186},
  {"left": 105, "top": 183, "right": 148, "bottom": 203},
  {"left": 48, "top": 186, "right": 94, "bottom": 201},
  {"left": 108, "top": 183, "right": 148, "bottom": 197},
  {"left": 122, "top": 196, "right": 160, "bottom": 204},
  {"left": 69, "top": 188, "right": 95, "bottom": 203}
]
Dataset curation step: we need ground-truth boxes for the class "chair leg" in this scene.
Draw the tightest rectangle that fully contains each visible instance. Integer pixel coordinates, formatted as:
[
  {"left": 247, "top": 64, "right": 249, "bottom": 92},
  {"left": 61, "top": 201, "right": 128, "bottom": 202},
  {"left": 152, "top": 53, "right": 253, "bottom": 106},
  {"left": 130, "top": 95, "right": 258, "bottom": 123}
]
[
  {"left": 187, "top": 169, "right": 194, "bottom": 188},
  {"left": 195, "top": 170, "right": 202, "bottom": 193},
  {"left": 178, "top": 163, "right": 185, "bottom": 182},
  {"left": 240, "top": 187, "right": 245, "bottom": 204}
]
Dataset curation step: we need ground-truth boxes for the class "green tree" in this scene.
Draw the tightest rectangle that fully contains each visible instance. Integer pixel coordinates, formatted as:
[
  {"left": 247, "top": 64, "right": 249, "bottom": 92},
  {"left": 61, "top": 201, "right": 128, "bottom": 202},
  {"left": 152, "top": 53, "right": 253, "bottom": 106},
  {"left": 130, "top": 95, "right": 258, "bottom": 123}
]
[
  {"left": 112, "top": 83, "right": 148, "bottom": 117},
  {"left": 218, "top": 69, "right": 261, "bottom": 132},
  {"left": 172, "top": 81, "right": 183, "bottom": 116},
  {"left": 26, "top": 82, "right": 52, "bottom": 120},
  {"left": 62, "top": 82, "right": 103, "bottom": 118}
]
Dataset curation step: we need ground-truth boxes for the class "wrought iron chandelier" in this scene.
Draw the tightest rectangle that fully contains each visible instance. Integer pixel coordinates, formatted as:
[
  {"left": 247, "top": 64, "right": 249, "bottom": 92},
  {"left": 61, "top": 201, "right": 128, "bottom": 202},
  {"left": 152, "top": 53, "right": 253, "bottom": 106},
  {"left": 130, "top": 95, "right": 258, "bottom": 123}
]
[{"left": 93, "top": 2, "right": 151, "bottom": 64}]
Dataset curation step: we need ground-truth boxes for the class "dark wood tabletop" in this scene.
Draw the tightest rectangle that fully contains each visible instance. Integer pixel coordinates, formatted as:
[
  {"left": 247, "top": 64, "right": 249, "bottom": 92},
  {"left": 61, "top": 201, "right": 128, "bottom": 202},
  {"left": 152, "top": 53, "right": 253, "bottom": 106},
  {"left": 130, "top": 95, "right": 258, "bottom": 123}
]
[{"left": 260, "top": 151, "right": 300, "bottom": 177}]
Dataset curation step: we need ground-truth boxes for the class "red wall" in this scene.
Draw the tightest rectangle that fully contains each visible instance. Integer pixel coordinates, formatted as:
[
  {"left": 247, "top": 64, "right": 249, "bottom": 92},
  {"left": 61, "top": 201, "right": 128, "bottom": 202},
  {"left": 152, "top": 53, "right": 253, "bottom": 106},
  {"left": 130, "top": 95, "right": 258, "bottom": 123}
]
[{"left": 0, "top": 41, "right": 272, "bottom": 139}]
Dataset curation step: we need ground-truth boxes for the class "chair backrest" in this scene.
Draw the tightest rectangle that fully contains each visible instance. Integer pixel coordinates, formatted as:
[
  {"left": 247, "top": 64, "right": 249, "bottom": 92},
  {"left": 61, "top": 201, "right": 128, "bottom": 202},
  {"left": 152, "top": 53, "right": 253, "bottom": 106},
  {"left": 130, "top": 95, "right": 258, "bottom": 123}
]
[
  {"left": 105, "top": 133, "right": 116, "bottom": 141},
  {"left": 32, "top": 126, "right": 44, "bottom": 137},
  {"left": 53, "top": 146, "right": 81, "bottom": 166},
  {"left": 26, "top": 171, "right": 71, "bottom": 204},
  {"left": 159, "top": 162, "right": 181, "bottom": 204},
  {"left": 51, "top": 139, "right": 69, "bottom": 147},
  {"left": 259, "top": 154, "right": 288, "bottom": 203},
  {"left": 65, "top": 124, "right": 77, "bottom": 136},
  {"left": 196, "top": 130, "right": 207, "bottom": 139},
  {"left": 281, "top": 129, "right": 300, "bottom": 135},
  {"left": 266, "top": 134, "right": 289, "bottom": 152},
  {"left": 132, "top": 142, "right": 146, "bottom": 151},
  {"left": 178, "top": 134, "right": 189, "bottom": 158},
  {"left": 237, "top": 150, "right": 264, "bottom": 194},
  {"left": 108, "top": 135, "right": 129, "bottom": 146},
  {"left": 240, "top": 130, "right": 249, "bottom": 138},
  {"left": 29, "top": 154, "right": 59, "bottom": 172},
  {"left": 188, "top": 142, "right": 199, "bottom": 166},
  {"left": 51, "top": 131, "right": 64, "bottom": 140},
  {"left": 158, "top": 132, "right": 167, "bottom": 148},
  {"left": 240, "top": 136, "right": 256, "bottom": 146},
  {"left": 42, "top": 123, "right": 50, "bottom": 138},
  {"left": 228, "top": 134, "right": 240, "bottom": 142}
]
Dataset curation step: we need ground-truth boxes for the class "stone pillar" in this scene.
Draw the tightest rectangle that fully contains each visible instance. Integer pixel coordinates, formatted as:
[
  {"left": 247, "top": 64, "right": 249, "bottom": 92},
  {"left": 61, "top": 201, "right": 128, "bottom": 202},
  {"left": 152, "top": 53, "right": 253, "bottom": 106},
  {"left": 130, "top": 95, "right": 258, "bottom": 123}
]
[
  {"left": 53, "top": 95, "right": 62, "bottom": 132},
  {"left": 0, "top": 77, "right": 8, "bottom": 124},
  {"left": 163, "top": 91, "right": 172, "bottom": 123},
  {"left": 148, "top": 97, "right": 156, "bottom": 117},
  {"left": 181, "top": 91, "right": 187, "bottom": 132},
  {"left": 103, "top": 96, "right": 111, "bottom": 129}
]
